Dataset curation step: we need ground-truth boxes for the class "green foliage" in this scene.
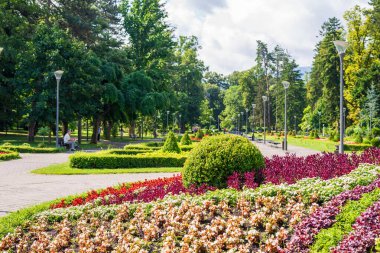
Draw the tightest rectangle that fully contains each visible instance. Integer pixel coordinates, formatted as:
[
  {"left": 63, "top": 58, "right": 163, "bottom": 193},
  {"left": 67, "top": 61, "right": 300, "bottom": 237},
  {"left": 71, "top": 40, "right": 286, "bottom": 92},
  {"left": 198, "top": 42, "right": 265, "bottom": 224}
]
[
  {"left": 124, "top": 145, "right": 160, "bottom": 151},
  {"left": 144, "top": 142, "right": 164, "bottom": 147},
  {"left": 162, "top": 131, "right": 181, "bottom": 153},
  {"left": 310, "top": 188, "right": 380, "bottom": 252},
  {"left": 371, "top": 137, "right": 380, "bottom": 147},
  {"left": 373, "top": 127, "right": 380, "bottom": 137},
  {"left": 354, "top": 134, "right": 364, "bottom": 144},
  {"left": 37, "top": 127, "right": 50, "bottom": 144},
  {"left": 0, "top": 148, "right": 20, "bottom": 161},
  {"left": 182, "top": 134, "right": 265, "bottom": 188},
  {"left": 196, "top": 129, "right": 204, "bottom": 139},
  {"left": 104, "top": 149, "right": 153, "bottom": 155},
  {"left": 1, "top": 145, "right": 61, "bottom": 153},
  {"left": 70, "top": 152, "right": 187, "bottom": 169},
  {"left": 37, "top": 143, "right": 46, "bottom": 148},
  {"left": 344, "top": 143, "right": 371, "bottom": 151},
  {"left": 180, "top": 132, "right": 192, "bottom": 145}
]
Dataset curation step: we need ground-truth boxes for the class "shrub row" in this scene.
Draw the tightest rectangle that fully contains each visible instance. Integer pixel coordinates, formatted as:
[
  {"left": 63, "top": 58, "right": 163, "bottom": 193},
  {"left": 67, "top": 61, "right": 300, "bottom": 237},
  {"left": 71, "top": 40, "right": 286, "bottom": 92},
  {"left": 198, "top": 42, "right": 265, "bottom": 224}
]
[
  {"left": 124, "top": 144, "right": 161, "bottom": 151},
  {"left": 104, "top": 149, "right": 154, "bottom": 155},
  {"left": 70, "top": 152, "right": 187, "bottom": 168},
  {"left": 1, "top": 145, "right": 61, "bottom": 153},
  {"left": 344, "top": 143, "right": 372, "bottom": 151},
  {"left": 0, "top": 148, "right": 20, "bottom": 161}
]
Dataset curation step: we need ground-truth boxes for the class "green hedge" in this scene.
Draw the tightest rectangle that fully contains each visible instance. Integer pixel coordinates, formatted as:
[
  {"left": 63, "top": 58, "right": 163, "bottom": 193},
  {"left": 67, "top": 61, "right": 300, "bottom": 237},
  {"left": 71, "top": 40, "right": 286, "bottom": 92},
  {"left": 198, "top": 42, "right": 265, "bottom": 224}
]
[
  {"left": 179, "top": 145, "right": 194, "bottom": 152},
  {"left": 104, "top": 149, "right": 154, "bottom": 155},
  {"left": 70, "top": 152, "right": 187, "bottom": 168},
  {"left": 0, "top": 148, "right": 20, "bottom": 161},
  {"left": 344, "top": 143, "right": 372, "bottom": 151},
  {"left": 124, "top": 144, "right": 160, "bottom": 151},
  {"left": 0, "top": 145, "right": 61, "bottom": 153}
]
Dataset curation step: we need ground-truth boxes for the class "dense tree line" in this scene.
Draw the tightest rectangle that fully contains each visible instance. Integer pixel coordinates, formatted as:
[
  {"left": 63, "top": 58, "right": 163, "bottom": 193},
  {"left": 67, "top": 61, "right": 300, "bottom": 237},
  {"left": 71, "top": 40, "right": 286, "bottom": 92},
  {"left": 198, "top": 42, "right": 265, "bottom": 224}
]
[{"left": 1, "top": 0, "right": 379, "bottom": 143}]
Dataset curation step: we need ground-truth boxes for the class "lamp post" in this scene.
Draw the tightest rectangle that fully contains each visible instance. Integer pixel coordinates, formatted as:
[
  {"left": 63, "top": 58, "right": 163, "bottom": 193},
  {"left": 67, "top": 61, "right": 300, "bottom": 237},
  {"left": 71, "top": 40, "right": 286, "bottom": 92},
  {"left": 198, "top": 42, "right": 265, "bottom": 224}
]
[
  {"left": 54, "top": 70, "right": 64, "bottom": 148},
  {"left": 343, "top": 108, "right": 346, "bottom": 137},
  {"left": 318, "top": 111, "right": 322, "bottom": 134},
  {"left": 245, "top": 108, "right": 249, "bottom": 135},
  {"left": 294, "top": 116, "right": 297, "bottom": 135},
  {"left": 282, "top": 81, "right": 290, "bottom": 151},
  {"left": 262, "top": 96, "right": 268, "bottom": 144},
  {"left": 179, "top": 114, "right": 182, "bottom": 133},
  {"left": 240, "top": 112, "right": 244, "bottom": 135},
  {"left": 252, "top": 103, "right": 256, "bottom": 137},
  {"left": 333, "top": 40, "right": 348, "bottom": 154},
  {"left": 166, "top": 111, "right": 169, "bottom": 133}
]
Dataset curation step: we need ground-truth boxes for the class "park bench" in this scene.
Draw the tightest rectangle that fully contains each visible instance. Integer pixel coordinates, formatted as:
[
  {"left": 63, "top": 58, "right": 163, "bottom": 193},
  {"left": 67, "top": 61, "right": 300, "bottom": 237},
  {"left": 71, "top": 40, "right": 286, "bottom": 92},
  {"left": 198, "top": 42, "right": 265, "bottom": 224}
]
[{"left": 58, "top": 138, "right": 70, "bottom": 150}]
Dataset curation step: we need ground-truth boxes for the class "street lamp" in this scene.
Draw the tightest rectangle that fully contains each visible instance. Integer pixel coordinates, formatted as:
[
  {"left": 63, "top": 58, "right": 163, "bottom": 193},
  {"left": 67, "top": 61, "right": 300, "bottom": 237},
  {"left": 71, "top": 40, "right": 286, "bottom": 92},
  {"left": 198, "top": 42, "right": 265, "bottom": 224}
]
[
  {"left": 179, "top": 114, "right": 182, "bottom": 133},
  {"left": 240, "top": 112, "right": 244, "bottom": 135},
  {"left": 343, "top": 108, "right": 346, "bottom": 137},
  {"left": 282, "top": 81, "right": 290, "bottom": 151},
  {"left": 262, "top": 96, "right": 268, "bottom": 144},
  {"left": 334, "top": 40, "right": 348, "bottom": 154},
  {"left": 252, "top": 103, "right": 256, "bottom": 137},
  {"left": 54, "top": 70, "right": 64, "bottom": 148},
  {"left": 318, "top": 111, "right": 322, "bottom": 134},
  {"left": 166, "top": 111, "right": 170, "bottom": 133},
  {"left": 245, "top": 108, "right": 249, "bottom": 135}
]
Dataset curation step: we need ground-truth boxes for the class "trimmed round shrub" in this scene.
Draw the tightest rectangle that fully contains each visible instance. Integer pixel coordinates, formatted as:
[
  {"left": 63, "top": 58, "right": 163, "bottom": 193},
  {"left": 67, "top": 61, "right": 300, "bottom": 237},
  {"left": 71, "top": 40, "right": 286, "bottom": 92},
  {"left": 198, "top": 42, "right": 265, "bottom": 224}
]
[
  {"left": 162, "top": 131, "right": 181, "bottom": 153},
  {"left": 372, "top": 137, "right": 380, "bottom": 148},
  {"left": 355, "top": 134, "right": 363, "bottom": 144},
  {"left": 180, "top": 132, "right": 192, "bottom": 145},
  {"left": 37, "top": 143, "right": 46, "bottom": 148},
  {"left": 182, "top": 134, "right": 265, "bottom": 188},
  {"left": 196, "top": 129, "right": 204, "bottom": 139},
  {"left": 372, "top": 127, "right": 380, "bottom": 137},
  {"left": 21, "top": 143, "right": 31, "bottom": 147}
]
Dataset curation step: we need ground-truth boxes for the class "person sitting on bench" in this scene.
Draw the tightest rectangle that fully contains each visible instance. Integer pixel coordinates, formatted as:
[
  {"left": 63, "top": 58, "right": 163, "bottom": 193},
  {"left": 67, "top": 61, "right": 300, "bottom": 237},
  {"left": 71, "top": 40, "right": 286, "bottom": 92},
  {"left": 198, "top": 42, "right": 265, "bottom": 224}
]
[{"left": 64, "top": 130, "right": 77, "bottom": 151}]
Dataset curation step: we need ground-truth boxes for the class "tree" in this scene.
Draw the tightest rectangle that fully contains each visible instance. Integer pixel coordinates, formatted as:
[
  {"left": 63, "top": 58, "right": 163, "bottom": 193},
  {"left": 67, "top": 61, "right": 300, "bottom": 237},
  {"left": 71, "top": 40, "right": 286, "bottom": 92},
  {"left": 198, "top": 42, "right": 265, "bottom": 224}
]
[{"left": 306, "top": 17, "right": 344, "bottom": 128}]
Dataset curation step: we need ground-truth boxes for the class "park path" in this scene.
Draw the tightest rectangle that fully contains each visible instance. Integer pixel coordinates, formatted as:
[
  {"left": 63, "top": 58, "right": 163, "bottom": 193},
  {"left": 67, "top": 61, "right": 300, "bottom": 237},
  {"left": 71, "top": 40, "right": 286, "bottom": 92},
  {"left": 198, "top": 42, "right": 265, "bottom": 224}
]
[
  {"left": 0, "top": 153, "right": 175, "bottom": 216},
  {"left": 0, "top": 142, "right": 319, "bottom": 217}
]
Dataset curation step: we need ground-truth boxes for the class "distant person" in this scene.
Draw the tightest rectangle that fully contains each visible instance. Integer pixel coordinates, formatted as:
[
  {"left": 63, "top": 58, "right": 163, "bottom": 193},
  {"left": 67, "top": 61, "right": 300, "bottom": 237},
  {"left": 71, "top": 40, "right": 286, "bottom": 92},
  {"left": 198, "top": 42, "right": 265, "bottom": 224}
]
[
  {"left": 97, "top": 127, "right": 101, "bottom": 141},
  {"left": 64, "top": 130, "right": 77, "bottom": 151}
]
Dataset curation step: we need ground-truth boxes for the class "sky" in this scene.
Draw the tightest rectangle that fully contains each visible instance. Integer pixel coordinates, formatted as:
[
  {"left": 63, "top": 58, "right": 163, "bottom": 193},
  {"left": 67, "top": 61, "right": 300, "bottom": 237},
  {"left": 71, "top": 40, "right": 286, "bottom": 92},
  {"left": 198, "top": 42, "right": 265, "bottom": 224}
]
[{"left": 166, "top": 0, "right": 370, "bottom": 75}]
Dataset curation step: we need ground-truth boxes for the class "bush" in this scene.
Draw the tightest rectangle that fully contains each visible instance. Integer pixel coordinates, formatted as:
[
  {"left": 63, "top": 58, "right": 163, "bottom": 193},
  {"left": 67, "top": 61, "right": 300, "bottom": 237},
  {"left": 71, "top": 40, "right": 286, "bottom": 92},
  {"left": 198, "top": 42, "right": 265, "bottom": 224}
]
[
  {"left": 162, "top": 131, "right": 181, "bottom": 153},
  {"left": 182, "top": 134, "right": 265, "bottom": 188},
  {"left": 143, "top": 142, "right": 164, "bottom": 147},
  {"left": 354, "top": 134, "right": 363, "bottom": 144},
  {"left": 372, "top": 127, "right": 380, "bottom": 137},
  {"left": 180, "top": 132, "right": 192, "bottom": 145},
  {"left": 37, "top": 143, "right": 46, "bottom": 148},
  {"left": 124, "top": 144, "right": 160, "bottom": 151},
  {"left": 2, "top": 142, "right": 12, "bottom": 146},
  {"left": 344, "top": 143, "right": 372, "bottom": 151},
  {"left": 196, "top": 129, "right": 204, "bottom": 139},
  {"left": 104, "top": 149, "right": 153, "bottom": 155},
  {"left": 0, "top": 148, "right": 20, "bottom": 161},
  {"left": 345, "top": 126, "right": 355, "bottom": 137},
  {"left": 371, "top": 137, "right": 380, "bottom": 148},
  {"left": 21, "top": 143, "right": 31, "bottom": 147},
  {"left": 70, "top": 152, "right": 187, "bottom": 168},
  {"left": 179, "top": 145, "right": 194, "bottom": 152},
  {"left": 0, "top": 145, "right": 61, "bottom": 153}
]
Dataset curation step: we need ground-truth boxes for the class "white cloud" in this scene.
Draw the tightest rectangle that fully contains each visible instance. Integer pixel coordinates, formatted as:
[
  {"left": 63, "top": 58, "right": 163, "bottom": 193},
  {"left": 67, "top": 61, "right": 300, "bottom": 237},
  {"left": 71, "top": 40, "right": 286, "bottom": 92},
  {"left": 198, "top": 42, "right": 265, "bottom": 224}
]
[{"left": 166, "top": 0, "right": 370, "bottom": 75}]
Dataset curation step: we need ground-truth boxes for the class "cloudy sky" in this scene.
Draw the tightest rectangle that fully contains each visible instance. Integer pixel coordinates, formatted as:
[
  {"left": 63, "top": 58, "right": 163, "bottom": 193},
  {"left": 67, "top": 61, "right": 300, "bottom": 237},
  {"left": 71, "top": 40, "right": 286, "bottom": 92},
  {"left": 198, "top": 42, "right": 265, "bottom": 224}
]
[{"left": 166, "top": 0, "right": 370, "bottom": 75}]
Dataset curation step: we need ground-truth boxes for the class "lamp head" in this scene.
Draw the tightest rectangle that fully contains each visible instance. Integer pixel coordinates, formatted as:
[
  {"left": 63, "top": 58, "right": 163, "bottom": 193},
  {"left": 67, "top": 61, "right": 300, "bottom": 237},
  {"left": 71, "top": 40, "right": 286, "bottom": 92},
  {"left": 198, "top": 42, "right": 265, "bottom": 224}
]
[
  {"left": 245, "top": 108, "right": 249, "bottom": 112},
  {"left": 167, "top": 111, "right": 170, "bottom": 114},
  {"left": 282, "top": 81, "right": 290, "bottom": 89},
  {"left": 252, "top": 103, "right": 256, "bottom": 109},
  {"left": 54, "top": 70, "right": 64, "bottom": 80},
  {"left": 0, "top": 47, "right": 3, "bottom": 55},
  {"left": 333, "top": 41, "right": 348, "bottom": 55},
  {"left": 262, "top": 96, "right": 268, "bottom": 102}
]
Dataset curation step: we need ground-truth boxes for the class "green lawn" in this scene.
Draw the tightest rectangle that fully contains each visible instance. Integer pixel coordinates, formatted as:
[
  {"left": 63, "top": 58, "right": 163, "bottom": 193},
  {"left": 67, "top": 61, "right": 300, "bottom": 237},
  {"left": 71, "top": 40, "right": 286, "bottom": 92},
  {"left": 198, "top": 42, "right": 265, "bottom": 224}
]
[
  {"left": 262, "top": 135, "right": 339, "bottom": 152},
  {"left": 31, "top": 162, "right": 182, "bottom": 175}
]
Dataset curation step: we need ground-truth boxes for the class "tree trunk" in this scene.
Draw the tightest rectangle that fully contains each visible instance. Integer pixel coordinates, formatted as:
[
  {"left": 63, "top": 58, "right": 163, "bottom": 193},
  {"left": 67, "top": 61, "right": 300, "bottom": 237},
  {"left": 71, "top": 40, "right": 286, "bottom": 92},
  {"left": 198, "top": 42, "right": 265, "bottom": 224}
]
[
  {"left": 91, "top": 117, "right": 100, "bottom": 144},
  {"left": 104, "top": 121, "right": 112, "bottom": 140},
  {"left": 129, "top": 120, "right": 136, "bottom": 137},
  {"left": 77, "top": 117, "right": 82, "bottom": 144},
  {"left": 63, "top": 121, "right": 69, "bottom": 135},
  {"left": 28, "top": 121, "right": 36, "bottom": 142}
]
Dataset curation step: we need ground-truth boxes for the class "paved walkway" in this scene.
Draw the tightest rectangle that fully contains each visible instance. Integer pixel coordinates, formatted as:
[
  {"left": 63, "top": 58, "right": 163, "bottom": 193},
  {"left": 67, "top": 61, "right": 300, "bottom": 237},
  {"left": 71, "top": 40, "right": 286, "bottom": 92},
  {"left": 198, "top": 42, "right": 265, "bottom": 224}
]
[
  {"left": 0, "top": 153, "right": 175, "bottom": 216},
  {"left": 252, "top": 141, "right": 320, "bottom": 157}
]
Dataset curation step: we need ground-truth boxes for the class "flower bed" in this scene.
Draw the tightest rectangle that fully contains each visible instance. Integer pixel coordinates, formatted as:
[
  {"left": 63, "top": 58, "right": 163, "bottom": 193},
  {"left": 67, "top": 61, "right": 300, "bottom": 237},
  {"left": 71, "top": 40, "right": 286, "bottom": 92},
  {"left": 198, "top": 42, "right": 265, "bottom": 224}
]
[
  {"left": 51, "top": 175, "right": 216, "bottom": 209},
  {"left": 332, "top": 199, "right": 380, "bottom": 252},
  {"left": 1, "top": 165, "right": 379, "bottom": 252},
  {"left": 286, "top": 178, "right": 380, "bottom": 252}
]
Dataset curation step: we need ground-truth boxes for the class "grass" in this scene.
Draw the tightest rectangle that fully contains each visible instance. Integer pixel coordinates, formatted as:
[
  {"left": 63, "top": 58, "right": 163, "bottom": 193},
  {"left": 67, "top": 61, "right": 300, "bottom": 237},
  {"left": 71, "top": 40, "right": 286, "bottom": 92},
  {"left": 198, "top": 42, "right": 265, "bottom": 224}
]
[
  {"left": 262, "top": 135, "right": 340, "bottom": 152},
  {"left": 31, "top": 162, "right": 182, "bottom": 175}
]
